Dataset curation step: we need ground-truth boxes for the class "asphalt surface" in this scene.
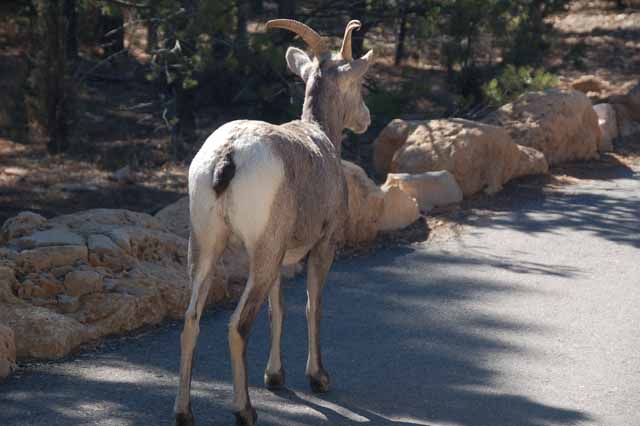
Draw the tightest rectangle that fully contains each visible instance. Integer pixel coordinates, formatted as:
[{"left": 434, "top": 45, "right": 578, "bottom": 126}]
[{"left": 1, "top": 164, "right": 639, "bottom": 426}]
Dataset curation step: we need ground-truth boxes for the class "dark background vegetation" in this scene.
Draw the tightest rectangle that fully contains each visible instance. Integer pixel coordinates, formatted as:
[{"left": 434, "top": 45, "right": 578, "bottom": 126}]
[{"left": 0, "top": 0, "right": 638, "bottom": 223}]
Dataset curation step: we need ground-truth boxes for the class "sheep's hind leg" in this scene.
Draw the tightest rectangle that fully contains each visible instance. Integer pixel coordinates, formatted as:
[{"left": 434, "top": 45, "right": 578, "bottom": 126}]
[
  {"left": 174, "top": 230, "right": 228, "bottom": 426},
  {"left": 305, "top": 235, "right": 336, "bottom": 393},
  {"left": 229, "top": 245, "right": 284, "bottom": 426},
  {"left": 264, "top": 277, "right": 285, "bottom": 389}
]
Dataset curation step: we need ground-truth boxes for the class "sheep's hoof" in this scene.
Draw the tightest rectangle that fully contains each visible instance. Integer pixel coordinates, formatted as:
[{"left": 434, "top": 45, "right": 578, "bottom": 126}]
[
  {"left": 308, "top": 369, "right": 331, "bottom": 393},
  {"left": 175, "top": 410, "right": 195, "bottom": 426},
  {"left": 233, "top": 406, "right": 257, "bottom": 426},
  {"left": 264, "top": 368, "right": 286, "bottom": 390}
]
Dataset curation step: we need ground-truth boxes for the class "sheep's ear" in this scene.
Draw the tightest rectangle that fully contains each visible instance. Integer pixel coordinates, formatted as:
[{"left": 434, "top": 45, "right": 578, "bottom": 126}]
[
  {"left": 338, "top": 49, "right": 374, "bottom": 81},
  {"left": 286, "top": 47, "right": 313, "bottom": 82}
]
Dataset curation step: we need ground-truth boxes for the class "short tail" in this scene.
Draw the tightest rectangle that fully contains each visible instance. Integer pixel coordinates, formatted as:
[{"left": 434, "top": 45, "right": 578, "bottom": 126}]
[{"left": 212, "top": 150, "right": 236, "bottom": 196}]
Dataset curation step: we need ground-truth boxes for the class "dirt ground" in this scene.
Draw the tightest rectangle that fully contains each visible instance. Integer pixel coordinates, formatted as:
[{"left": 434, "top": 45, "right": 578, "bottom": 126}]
[{"left": 1, "top": 0, "right": 639, "bottom": 227}]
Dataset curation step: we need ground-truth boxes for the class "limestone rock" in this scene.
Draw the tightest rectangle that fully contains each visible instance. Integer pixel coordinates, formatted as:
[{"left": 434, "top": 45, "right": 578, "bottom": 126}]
[
  {"left": 56, "top": 295, "right": 80, "bottom": 314},
  {"left": 383, "top": 171, "right": 463, "bottom": 212},
  {"left": 1, "top": 212, "right": 47, "bottom": 244},
  {"left": 378, "top": 186, "right": 420, "bottom": 232},
  {"left": 341, "top": 160, "right": 385, "bottom": 244},
  {"left": 610, "top": 83, "right": 640, "bottom": 138},
  {"left": 87, "top": 233, "right": 129, "bottom": 270},
  {"left": 610, "top": 82, "right": 640, "bottom": 123},
  {"left": 0, "top": 208, "right": 211, "bottom": 360},
  {"left": 570, "top": 75, "right": 608, "bottom": 94},
  {"left": 64, "top": 270, "right": 103, "bottom": 297},
  {"left": 593, "top": 104, "right": 618, "bottom": 152},
  {"left": 484, "top": 89, "right": 600, "bottom": 165},
  {"left": 0, "top": 324, "right": 16, "bottom": 380},
  {"left": 0, "top": 266, "right": 20, "bottom": 303},
  {"left": 0, "top": 303, "right": 91, "bottom": 359},
  {"left": 13, "top": 228, "right": 85, "bottom": 250},
  {"left": 390, "top": 119, "right": 540, "bottom": 196},
  {"left": 513, "top": 145, "right": 550, "bottom": 179},
  {"left": 373, "top": 119, "right": 422, "bottom": 175},
  {"left": 16, "top": 245, "right": 88, "bottom": 273},
  {"left": 155, "top": 197, "right": 190, "bottom": 239},
  {"left": 612, "top": 103, "right": 640, "bottom": 138}
]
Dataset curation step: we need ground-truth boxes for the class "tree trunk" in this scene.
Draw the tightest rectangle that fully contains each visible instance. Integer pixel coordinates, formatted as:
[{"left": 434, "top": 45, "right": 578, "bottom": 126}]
[
  {"left": 235, "top": 0, "right": 249, "bottom": 69},
  {"left": 173, "top": 0, "right": 199, "bottom": 153},
  {"left": 277, "top": 0, "right": 295, "bottom": 18},
  {"left": 99, "top": 8, "right": 125, "bottom": 58},
  {"left": 146, "top": 2, "right": 158, "bottom": 54},
  {"left": 63, "top": 0, "right": 78, "bottom": 63},
  {"left": 26, "top": 0, "right": 74, "bottom": 153},
  {"left": 176, "top": 83, "right": 196, "bottom": 155},
  {"left": 250, "top": 0, "right": 263, "bottom": 17},
  {"left": 394, "top": 2, "right": 409, "bottom": 65}
]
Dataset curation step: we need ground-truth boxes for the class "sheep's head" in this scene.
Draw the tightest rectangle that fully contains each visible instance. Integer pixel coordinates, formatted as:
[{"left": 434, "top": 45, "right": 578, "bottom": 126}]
[{"left": 267, "top": 19, "right": 374, "bottom": 136}]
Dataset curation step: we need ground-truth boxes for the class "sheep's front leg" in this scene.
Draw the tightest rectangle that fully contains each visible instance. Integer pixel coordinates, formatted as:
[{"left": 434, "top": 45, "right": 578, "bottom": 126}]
[
  {"left": 264, "top": 277, "right": 286, "bottom": 389},
  {"left": 229, "top": 248, "right": 284, "bottom": 426},
  {"left": 305, "top": 236, "right": 335, "bottom": 393},
  {"left": 175, "top": 232, "right": 227, "bottom": 426}
]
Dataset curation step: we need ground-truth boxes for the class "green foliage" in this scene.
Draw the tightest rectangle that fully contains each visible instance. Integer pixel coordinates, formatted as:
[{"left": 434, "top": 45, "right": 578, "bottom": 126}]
[
  {"left": 482, "top": 65, "right": 558, "bottom": 107},
  {"left": 432, "top": 0, "right": 569, "bottom": 102}
]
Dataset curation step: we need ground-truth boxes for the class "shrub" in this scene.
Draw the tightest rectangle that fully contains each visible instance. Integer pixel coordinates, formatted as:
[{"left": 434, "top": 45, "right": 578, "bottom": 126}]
[{"left": 482, "top": 65, "right": 558, "bottom": 107}]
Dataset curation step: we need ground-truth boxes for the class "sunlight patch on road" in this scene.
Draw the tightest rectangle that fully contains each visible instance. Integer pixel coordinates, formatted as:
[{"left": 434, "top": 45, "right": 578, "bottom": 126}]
[{"left": 294, "top": 391, "right": 370, "bottom": 422}]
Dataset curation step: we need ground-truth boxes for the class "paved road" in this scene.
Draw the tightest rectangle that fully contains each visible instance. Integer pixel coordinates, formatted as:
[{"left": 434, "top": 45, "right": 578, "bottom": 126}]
[{"left": 2, "top": 164, "right": 640, "bottom": 426}]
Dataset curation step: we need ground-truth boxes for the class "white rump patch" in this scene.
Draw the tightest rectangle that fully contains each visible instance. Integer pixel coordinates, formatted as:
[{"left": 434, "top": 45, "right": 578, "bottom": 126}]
[{"left": 228, "top": 139, "right": 285, "bottom": 250}]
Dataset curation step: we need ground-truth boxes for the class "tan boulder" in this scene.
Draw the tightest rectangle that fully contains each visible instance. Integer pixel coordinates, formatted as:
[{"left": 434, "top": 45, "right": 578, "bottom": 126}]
[
  {"left": 16, "top": 245, "right": 88, "bottom": 273},
  {"left": 1, "top": 212, "right": 47, "bottom": 244},
  {"left": 0, "top": 266, "right": 20, "bottom": 303},
  {"left": 0, "top": 324, "right": 16, "bottom": 380},
  {"left": 593, "top": 104, "right": 617, "bottom": 152},
  {"left": 570, "top": 75, "right": 609, "bottom": 94},
  {"left": 610, "top": 83, "right": 640, "bottom": 138},
  {"left": 64, "top": 270, "right": 104, "bottom": 297},
  {"left": 513, "top": 145, "right": 550, "bottom": 179},
  {"left": 390, "top": 119, "right": 545, "bottom": 197},
  {"left": 155, "top": 197, "right": 190, "bottom": 239},
  {"left": 610, "top": 82, "right": 640, "bottom": 123},
  {"left": 378, "top": 186, "right": 420, "bottom": 232},
  {"left": 373, "top": 119, "right": 421, "bottom": 175},
  {"left": 341, "top": 160, "right": 385, "bottom": 244},
  {"left": 483, "top": 89, "right": 600, "bottom": 165},
  {"left": 383, "top": 171, "right": 463, "bottom": 212},
  {"left": 13, "top": 228, "right": 84, "bottom": 250},
  {"left": 0, "top": 208, "right": 222, "bottom": 360},
  {"left": 71, "top": 292, "right": 166, "bottom": 336},
  {"left": 0, "top": 303, "right": 91, "bottom": 359}
]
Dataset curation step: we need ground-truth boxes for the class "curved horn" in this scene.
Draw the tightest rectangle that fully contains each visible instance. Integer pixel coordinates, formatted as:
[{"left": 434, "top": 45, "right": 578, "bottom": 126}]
[
  {"left": 340, "top": 19, "right": 362, "bottom": 61},
  {"left": 266, "top": 19, "right": 328, "bottom": 56}
]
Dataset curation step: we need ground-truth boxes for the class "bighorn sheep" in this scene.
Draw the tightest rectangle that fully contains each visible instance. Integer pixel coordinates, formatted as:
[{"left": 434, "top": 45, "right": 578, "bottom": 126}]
[{"left": 174, "top": 19, "right": 374, "bottom": 426}]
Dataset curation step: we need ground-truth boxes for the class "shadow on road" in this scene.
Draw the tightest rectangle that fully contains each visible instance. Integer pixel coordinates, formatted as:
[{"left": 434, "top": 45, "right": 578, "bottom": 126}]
[
  {"left": 456, "top": 158, "right": 640, "bottom": 249},
  {"left": 0, "top": 246, "right": 591, "bottom": 426}
]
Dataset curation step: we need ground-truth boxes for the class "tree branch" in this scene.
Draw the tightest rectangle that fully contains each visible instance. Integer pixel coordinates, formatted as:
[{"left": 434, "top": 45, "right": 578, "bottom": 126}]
[{"left": 103, "top": 0, "right": 152, "bottom": 9}]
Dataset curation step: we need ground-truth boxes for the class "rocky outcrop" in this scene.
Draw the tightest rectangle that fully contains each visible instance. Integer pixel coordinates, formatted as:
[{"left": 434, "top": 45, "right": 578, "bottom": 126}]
[
  {"left": 373, "top": 119, "right": 422, "bottom": 175},
  {"left": 570, "top": 75, "right": 609, "bottom": 94},
  {"left": 389, "top": 119, "right": 548, "bottom": 196},
  {"left": 0, "top": 209, "right": 227, "bottom": 360},
  {"left": 341, "top": 160, "right": 386, "bottom": 244},
  {"left": 383, "top": 171, "right": 463, "bottom": 212},
  {"left": 593, "top": 104, "right": 617, "bottom": 152},
  {"left": 0, "top": 324, "right": 16, "bottom": 380},
  {"left": 378, "top": 186, "right": 420, "bottom": 232},
  {"left": 484, "top": 89, "right": 600, "bottom": 165},
  {"left": 610, "top": 82, "right": 640, "bottom": 138}
]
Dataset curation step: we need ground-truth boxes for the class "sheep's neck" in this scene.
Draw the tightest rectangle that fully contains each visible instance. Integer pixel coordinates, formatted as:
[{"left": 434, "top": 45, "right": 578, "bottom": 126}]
[{"left": 301, "top": 76, "right": 344, "bottom": 154}]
